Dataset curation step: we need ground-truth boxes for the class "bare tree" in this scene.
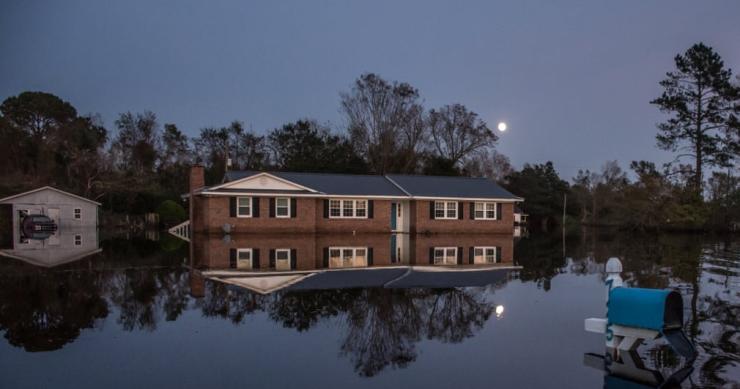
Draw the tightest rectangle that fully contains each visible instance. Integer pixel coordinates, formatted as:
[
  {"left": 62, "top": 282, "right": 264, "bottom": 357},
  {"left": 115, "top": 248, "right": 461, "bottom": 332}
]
[
  {"left": 340, "top": 73, "right": 426, "bottom": 174},
  {"left": 428, "top": 104, "right": 498, "bottom": 165}
]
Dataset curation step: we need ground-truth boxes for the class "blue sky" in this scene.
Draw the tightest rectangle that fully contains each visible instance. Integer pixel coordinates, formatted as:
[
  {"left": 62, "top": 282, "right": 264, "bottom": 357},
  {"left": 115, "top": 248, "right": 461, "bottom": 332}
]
[{"left": 2, "top": 0, "right": 739, "bottom": 179}]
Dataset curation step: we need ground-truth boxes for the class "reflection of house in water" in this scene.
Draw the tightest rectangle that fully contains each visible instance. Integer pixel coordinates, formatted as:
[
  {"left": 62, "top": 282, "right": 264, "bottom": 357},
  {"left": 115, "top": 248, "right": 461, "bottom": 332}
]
[
  {"left": 189, "top": 233, "right": 517, "bottom": 294},
  {"left": 0, "top": 186, "right": 100, "bottom": 267}
]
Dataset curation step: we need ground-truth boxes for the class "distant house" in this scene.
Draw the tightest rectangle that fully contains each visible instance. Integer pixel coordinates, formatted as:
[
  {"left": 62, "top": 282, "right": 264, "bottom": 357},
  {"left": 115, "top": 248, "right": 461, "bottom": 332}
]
[
  {"left": 187, "top": 166, "right": 523, "bottom": 235},
  {"left": 0, "top": 186, "right": 101, "bottom": 267}
]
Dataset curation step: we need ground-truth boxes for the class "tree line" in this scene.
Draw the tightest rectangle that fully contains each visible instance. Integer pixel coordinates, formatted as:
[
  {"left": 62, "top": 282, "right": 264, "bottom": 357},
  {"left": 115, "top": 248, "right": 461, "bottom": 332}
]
[{"left": 0, "top": 42, "right": 737, "bottom": 230}]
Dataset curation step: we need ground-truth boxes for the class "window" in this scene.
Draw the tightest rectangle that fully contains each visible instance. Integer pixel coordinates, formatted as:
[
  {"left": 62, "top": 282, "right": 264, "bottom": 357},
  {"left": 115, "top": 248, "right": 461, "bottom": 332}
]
[
  {"left": 433, "top": 247, "right": 457, "bottom": 265},
  {"left": 275, "top": 249, "right": 291, "bottom": 271},
  {"left": 329, "top": 200, "right": 341, "bottom": 217},
  {"left": 275, "top": 197, "right": 290, "bottom": 218},
  {"left": 474, "top": 202, "right": 497, "bottom": 220},
  {"left": 434, "top": 201, "right": 458, "bottom": 219},
  {"left": 329, "top": 199, "right": 368, "bottom": 219},
  {"left": 74, "top": 234, "right": 82, "bottom": 246},
  {"left": 74, "top": 208, "right": 82, "bottom": 220},
  {"left": 473, "top": 247, "right": 497, "bottom": 264},
  {"left": 329, "top": 247, "right": 368, "bottom": 268},
  {"left": 237, "top": 248, "right": 252, "bottom": 269},
  {"left": 237, "top": 197, "right": 251, "bottom": 217}
]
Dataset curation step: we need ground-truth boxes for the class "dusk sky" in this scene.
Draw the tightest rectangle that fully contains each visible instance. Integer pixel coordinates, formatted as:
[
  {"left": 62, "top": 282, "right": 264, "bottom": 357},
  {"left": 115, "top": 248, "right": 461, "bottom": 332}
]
[{"left": 2, "top": 0, "right": 739, "bottom": 179}]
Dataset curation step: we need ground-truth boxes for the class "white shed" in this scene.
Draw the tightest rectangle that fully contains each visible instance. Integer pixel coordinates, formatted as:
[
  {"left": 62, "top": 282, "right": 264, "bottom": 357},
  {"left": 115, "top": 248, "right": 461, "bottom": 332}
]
[{"left": 0, "top": 186, "right": 100, "bottom": 228}]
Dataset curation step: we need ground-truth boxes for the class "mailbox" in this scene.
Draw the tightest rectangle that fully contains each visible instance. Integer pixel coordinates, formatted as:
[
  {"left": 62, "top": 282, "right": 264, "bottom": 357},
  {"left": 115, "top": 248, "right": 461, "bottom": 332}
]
[{"left": 608, "top": 287, "right": 683, "bottom": 332}]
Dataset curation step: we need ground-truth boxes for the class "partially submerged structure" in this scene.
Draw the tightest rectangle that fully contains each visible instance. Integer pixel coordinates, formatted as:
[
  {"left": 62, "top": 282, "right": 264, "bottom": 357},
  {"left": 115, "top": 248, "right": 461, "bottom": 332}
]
[
  {"left": 0, "top": 186, "right": 101, "bottom": 267},
  {"left": 187, "top": 167, "right": 523, "bottom": 235}
]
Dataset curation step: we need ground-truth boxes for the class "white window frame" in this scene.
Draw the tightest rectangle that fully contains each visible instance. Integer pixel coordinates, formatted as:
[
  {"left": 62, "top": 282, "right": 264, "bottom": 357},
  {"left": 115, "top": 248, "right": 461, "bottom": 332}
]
[
  {"left": 473, "top": 246, "right": 498, "bottom": 264},
  {"left": 433, "top": 246, "right": 458, "bottom": 265},
  {"left": 474, "top": 202, "right": 497, "bottom": 220},
  {"left": 275, "top": 197, "right": 290, "bottom": 218},
  {"left": 236, "top": 248, "right": 253, "bottom": 268},
  {"left": 328, "top": 199, "right": 368, "bottom": 219},
  {"left": 74, "top": 234, "right": 83, "bottom": 246},
  {"left": 275, "top": 248, "right": 291, "bottom": 271},
  {"left": 73, "top": 208, "right": 82, "bottom": 220},
  {"left": 236, "top": 197, "right": 252, "bottom": 218},
  {"left": 434, "top": 201, "right": 458, "bottom": 220},
  {"left": 328, "top": 246, "right": 368, "bottom": 268}
]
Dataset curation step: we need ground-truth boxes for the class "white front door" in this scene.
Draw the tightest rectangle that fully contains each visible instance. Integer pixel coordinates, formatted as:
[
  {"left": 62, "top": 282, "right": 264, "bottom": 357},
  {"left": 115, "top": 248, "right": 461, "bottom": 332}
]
[{"left": 46, "top": 208, "right": 60, "bottom": 245}]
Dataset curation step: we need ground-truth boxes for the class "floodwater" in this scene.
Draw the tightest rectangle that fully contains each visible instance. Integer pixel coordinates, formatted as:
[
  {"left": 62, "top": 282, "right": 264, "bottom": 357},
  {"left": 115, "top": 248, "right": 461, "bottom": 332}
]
[{"left": 0, "top": 230, "right": 737, "bottom": 388}]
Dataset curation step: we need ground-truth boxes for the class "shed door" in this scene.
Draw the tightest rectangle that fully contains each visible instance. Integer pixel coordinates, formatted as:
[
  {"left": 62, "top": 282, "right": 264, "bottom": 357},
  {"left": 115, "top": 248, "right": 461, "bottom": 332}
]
[{"left": 46, "top": 208, "right": 60, "bottom": 245}]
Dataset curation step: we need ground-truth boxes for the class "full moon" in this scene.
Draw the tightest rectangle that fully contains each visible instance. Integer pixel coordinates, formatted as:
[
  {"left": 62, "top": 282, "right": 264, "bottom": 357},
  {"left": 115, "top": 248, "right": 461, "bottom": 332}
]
[{"left": 497, "top": 122, "right": 507, "bottom": 132}]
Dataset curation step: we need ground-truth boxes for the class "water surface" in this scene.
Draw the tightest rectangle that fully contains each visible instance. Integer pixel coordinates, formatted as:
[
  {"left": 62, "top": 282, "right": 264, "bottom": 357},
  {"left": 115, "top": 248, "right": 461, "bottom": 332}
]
[{"left": 0, "top": 231, "right": 737, "bottom": 388}]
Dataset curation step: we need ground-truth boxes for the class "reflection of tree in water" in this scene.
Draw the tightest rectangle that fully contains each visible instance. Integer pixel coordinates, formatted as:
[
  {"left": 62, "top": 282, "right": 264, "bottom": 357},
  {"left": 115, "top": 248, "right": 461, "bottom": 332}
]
[
  {"left": 515, "top": 232, "right": 568, "bottom": 290},
  {"left": 0, "top": 269, "right": 108, "bottom": 351},
  {"left": 0, "top": 237, "right": 191, "bottom": 350},
  {"left": 197, "top": 283, "right": 495, "bottom": 377}
]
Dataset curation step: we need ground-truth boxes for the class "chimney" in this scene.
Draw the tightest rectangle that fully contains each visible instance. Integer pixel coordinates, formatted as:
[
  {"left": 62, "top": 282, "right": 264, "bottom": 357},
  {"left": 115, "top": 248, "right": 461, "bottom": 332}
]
[{"left": 190, "top": 165, "right": 205, "bottom": 193}]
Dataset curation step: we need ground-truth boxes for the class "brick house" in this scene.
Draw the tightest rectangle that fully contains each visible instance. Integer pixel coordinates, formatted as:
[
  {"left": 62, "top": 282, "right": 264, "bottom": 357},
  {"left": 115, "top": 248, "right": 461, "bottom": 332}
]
[{"left": 188, "top": 166, "right": 522, "bottom": 235}]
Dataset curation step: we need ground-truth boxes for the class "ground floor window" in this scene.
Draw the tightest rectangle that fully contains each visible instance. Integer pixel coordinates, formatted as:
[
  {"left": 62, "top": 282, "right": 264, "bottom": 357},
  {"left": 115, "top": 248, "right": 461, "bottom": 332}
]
[
  {"left": 433, "top": 247, "right": 457, "bottom": 265},
  {"left": 328, "top": 247, "right": 368, "bottom": 268},
  {"left": 473, "top": 247, "right": 497, "bottom": 264},
  {"left": 237, "top": 248, "right": 253, "bottom": 269},
  {"left": 275, "top": 248, "right": 291, "bottom": 271}
]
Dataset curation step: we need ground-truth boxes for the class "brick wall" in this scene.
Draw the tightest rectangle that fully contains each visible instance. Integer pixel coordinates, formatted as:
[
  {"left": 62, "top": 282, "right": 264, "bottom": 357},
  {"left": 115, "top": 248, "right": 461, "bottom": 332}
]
[
  {"left": 410, "top": 200, "right": 514, "bottom": 234},
  {"left": 410, "top": 233, "right": 514, "bottom": 265}
]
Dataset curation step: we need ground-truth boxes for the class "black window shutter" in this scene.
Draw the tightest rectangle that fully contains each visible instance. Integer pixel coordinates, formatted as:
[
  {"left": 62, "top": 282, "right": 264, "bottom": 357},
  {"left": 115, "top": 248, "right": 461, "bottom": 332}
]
[
  {"left": 497, "top": 203, "right": 502, "bottom": 220},
  {"left": 252, "top": 197, "right": 260, "bottom": 218},
  {"left": 290, "top": 198, "right": 297, "bottom": 218},
  {"left": 323, "top": 247, "right": 329, "bottom": 268},
  {"left": 269, "top": 249, "right": 276, "bottom": 268},
  {"left": 429, "top": 201, "right": 435, "bottom": 219},
  {"left": 367, "top": 200, "right": 374, "bottom": 218},
  {"left": 269, "top": 198, "right": 275, "bottom": 218},
  {"left": 496, "top": 247, "right": 502, "bottom": 263},
  {"left": 429, "top": 247, "right": 434, "bottom": 264},
  {"left": 367, "top": 248, "right": 373, "bottom": 266},
  {"left": 469, "top": 247, "right": 474, "bottom": 264},
  {"left": 290, "top": 249, "right": 297, "bottom": 270},
  {"left": 470, "top": 202, "right": 475, "bottom": 220},
  {"left": 457, "top": 247, "right": 463, "bottom": 264},
  {"left": 229, "top": 248, "right": 236, "bottom": 268},
  {"left": 229, "top": 197, "right": 236, "bottom": 217},
  {"left": 253, "top": 249, "right": 260, "bottom": 269},
  {"left": 323, "top": 199, "right": 329, "bottom": 218},
  {"left": 458, "top": 202, "right": 463, "bottom": 220}
]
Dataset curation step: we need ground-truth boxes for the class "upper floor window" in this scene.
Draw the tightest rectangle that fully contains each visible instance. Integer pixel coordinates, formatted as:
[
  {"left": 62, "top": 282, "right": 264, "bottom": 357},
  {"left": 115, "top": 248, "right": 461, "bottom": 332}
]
[
  {"left": 74, "top": 234, "right": 82, "bottom": 246},
  {"left": 433, "top": 247, "right": 457, "bottom": 265},
  {"left": 275, "top": 197, "right": 290, "bottom": 218},
  {"left": 74, "top": 208, "right": 82, "bottom": 219},
  {"left": 237, "top": 197, "right": 251, "bottom": 217},
  {"left": 434, "top": 201, "right": 458, "bottom": 219},
  {"left": 330, "top": 199, "right": 368, "bottom": 219},
  {"left": 474, "top": 202, "right": 497, "bottom": 219}
]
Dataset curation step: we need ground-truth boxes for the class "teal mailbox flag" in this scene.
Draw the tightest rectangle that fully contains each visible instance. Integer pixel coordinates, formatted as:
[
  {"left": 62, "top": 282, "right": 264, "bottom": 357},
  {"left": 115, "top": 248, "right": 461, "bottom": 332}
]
[{"left": 608, "top": 288, "right": 683, "bottom": 332}]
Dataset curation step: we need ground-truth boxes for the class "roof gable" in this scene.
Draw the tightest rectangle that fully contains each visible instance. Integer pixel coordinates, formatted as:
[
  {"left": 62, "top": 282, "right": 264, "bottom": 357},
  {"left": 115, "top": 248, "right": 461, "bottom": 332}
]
[
  {"left": 0, "top": 186, "right": 101, "bottom": 205},
  {"left": 212, "top": 172, "right": 318, "bottom": 192}
]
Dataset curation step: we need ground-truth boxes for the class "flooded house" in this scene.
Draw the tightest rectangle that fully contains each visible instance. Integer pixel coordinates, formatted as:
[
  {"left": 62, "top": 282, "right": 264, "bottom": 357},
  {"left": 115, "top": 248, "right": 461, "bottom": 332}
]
[
  {"left": 0, "top": 186, "right": 100, "bottom": 267},
  {"left": 187, "top": 166, "right": 523, "bottom": 235}
]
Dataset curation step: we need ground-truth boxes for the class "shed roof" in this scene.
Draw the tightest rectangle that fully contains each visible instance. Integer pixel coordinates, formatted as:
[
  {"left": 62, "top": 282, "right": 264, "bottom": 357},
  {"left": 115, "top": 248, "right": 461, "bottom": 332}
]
[{"left": 0, "top": 186, "right": 101, "bottom": 206}]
